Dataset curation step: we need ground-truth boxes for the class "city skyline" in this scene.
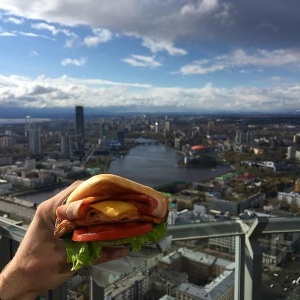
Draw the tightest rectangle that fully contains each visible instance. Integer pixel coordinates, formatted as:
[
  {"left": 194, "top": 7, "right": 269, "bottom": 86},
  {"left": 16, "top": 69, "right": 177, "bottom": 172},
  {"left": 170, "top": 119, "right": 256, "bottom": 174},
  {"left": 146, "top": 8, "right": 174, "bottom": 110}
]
[{"left": 0, "top": 1, "right": 300, "bottom": 114}]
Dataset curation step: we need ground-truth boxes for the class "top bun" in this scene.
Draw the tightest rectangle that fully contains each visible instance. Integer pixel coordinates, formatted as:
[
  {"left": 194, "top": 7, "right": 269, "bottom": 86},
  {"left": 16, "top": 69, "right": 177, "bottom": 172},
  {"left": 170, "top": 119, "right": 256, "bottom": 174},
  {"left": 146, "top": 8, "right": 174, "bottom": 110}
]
[{"left": 67, "top": 174, "right": 167, "bottom": 205}]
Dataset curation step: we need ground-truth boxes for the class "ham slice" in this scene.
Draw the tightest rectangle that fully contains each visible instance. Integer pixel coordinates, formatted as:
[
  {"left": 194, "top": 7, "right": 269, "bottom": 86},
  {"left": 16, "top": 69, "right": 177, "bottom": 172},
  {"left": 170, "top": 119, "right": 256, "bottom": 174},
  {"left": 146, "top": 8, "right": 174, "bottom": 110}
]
[{"left": 56, "top": 194, "right": 167, "bottom": 221}]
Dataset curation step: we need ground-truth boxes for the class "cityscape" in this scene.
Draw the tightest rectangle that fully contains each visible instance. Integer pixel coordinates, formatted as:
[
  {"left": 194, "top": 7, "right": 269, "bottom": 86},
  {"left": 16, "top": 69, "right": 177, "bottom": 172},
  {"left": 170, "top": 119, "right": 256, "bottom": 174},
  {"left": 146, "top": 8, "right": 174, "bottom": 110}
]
[{"left": 1, "top": 107, "right": 300, "bottom": 299}]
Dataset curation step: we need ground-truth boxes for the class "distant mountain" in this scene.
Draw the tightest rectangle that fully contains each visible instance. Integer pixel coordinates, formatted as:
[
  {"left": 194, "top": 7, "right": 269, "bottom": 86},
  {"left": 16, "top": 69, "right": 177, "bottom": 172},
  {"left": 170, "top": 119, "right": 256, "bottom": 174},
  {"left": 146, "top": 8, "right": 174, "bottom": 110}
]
[{"left": 0, "top": 106, "right": 297, "bottom": 119}]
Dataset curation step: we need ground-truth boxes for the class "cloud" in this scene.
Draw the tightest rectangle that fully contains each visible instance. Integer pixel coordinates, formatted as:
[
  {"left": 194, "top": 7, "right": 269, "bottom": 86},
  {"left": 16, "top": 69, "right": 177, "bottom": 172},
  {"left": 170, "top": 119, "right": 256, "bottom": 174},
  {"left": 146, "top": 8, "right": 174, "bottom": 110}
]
[
  {"left": 83, "top": 27, "right": 113, "bottom": 47},
  {"left": 4, "top": 16, "right": 23, "bottom": 24},
  {"left": 122, "top": 55, "right": 162, "bottom": 68},
  {"left": 141, "top": 37, "right": 187, "bottom": 56},
  {"left": 1, "top": 0, "right": 300, "bottom": 49},
  {"left": 18, "top": 31, "right": 41, "bottom": 37},
  {"left": 29, "top": 51, "right": 39, "bottom": 57},
  {"left": 0, "top": 74, "right": 299, "bottom": 112},
  {"left": 61, "top": 57, "right": 87, "bottom": 66},
  {"left": 0, "top": 31, "right": 16, "bottom": 36},
  {"left": 31, "top": 22, "right": 75, "bottom": 37},
  {"left": 179, "top": 48, "right": 300, "bottom": 75},
  {"left": 181, "top": 0, "right": 220, "bottom": 15}
]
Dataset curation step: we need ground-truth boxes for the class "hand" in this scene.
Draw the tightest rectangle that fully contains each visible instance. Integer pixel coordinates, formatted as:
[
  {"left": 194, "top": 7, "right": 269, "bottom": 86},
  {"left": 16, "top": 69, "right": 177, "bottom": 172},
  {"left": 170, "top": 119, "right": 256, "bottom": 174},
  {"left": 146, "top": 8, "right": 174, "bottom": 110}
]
[{"left": 0, "top": 182, "right": 129, "bottom": 300}]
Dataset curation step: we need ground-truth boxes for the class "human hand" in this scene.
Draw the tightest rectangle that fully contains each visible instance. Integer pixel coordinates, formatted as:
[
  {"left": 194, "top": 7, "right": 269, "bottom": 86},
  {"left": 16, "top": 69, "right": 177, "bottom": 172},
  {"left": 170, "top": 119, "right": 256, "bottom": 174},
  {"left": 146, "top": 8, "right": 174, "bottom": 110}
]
[{"left": 0, "top": 182, "right": 129, "bottom": 300}]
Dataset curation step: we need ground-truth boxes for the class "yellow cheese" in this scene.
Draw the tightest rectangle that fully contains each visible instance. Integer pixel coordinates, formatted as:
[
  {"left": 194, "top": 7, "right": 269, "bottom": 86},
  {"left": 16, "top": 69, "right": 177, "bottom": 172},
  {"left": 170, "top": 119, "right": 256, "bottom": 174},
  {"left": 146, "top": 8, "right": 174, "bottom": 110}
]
[{"left": 90, "top": 201, "right": 137, "bottom": 217}]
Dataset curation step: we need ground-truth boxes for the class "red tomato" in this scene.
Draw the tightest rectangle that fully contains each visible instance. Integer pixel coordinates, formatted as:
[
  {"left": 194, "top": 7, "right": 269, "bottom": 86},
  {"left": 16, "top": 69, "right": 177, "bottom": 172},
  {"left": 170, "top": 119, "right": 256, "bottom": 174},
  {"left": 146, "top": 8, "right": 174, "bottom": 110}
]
[{"left": 72, "top": 222, "right": 153, "bottom": 242}]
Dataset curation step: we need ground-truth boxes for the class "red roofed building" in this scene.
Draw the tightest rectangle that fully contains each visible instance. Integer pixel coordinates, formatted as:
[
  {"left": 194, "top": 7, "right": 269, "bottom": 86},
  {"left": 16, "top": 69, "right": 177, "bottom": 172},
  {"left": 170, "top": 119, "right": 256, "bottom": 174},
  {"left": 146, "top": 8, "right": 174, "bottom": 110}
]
[{"left": 191, "top": 145, "right": 208, "bottom": 154}]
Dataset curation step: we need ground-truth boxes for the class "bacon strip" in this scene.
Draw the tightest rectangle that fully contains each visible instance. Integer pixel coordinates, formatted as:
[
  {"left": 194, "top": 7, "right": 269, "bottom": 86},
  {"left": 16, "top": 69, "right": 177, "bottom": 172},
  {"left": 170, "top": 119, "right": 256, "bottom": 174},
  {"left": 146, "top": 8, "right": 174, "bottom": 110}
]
[{"left": 56, "top": 193, "right": 167, "bottom": 221}]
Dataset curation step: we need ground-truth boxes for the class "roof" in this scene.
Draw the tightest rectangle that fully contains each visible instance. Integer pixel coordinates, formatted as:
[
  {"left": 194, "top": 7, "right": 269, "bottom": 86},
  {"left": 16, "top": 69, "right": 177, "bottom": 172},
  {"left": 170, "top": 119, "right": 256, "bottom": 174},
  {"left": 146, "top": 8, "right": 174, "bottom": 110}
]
[{"left": 191, "top": 145, "right": 207, "bottom": 150}]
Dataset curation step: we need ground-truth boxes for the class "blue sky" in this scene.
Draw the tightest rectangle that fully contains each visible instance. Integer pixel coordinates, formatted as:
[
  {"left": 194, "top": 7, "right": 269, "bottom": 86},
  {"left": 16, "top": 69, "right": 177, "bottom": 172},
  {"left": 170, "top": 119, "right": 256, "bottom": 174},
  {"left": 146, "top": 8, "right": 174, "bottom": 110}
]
[{"left": 0, "top": 0, "right": 300, "bottom": 114}]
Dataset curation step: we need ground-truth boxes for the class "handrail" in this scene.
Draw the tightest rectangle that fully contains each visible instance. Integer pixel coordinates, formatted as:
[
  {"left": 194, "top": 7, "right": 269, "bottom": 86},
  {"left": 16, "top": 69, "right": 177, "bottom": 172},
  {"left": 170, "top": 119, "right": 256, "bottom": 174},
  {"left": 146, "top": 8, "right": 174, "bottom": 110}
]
[{"left": 2, "top": 215, "right": 300, "bottom": 300}]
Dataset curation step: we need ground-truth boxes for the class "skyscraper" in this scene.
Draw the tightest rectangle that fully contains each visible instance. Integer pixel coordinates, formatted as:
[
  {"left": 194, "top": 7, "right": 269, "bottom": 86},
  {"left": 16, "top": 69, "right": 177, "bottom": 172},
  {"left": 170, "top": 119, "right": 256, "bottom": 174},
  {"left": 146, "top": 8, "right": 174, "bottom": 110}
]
[
  {"left": 26, "top": 122, "right": 42, "bottom": 155},
  {"left": 60, "top": 133, "right": 70, "bottom": 159},
  {"left": 75, "top": 105, "right": 84, "bottom": 150}
]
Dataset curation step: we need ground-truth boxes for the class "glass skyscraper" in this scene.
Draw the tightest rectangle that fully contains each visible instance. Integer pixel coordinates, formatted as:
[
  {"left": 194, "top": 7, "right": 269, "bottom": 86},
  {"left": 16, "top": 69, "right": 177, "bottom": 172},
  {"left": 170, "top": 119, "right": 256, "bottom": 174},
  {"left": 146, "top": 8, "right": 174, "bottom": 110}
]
[{"left": 75, "top": 105, "right": 84, "bottom": 150}]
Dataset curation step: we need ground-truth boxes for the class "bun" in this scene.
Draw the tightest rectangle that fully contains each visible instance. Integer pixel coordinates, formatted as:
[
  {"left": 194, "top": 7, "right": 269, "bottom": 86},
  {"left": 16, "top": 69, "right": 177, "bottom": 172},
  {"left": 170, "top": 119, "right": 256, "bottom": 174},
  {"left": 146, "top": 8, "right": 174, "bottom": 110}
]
[{"left": 66, "top": 174, "right": 169, "bottom": 218}]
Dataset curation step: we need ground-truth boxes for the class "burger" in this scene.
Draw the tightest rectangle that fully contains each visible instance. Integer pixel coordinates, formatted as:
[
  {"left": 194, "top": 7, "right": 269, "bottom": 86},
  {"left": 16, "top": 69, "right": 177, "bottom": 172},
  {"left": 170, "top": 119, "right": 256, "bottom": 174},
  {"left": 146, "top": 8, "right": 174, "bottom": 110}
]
[{"left": 54, "top": 174, "right": 169, "bottom": 271}]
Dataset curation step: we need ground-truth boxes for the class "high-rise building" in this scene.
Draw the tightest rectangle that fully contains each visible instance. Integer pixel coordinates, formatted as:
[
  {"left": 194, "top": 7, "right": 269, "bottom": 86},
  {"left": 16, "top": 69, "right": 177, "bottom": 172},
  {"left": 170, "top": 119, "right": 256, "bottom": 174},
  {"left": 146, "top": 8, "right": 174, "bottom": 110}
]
[
  {"left": 60, "top": 133, "right": 70, "bottom": 159},
  {"left": 75, "top": 105, "right": 84, "bottom": 150},
  {"left": 25, "top": 118, "right": 42, "bottom": 155}
]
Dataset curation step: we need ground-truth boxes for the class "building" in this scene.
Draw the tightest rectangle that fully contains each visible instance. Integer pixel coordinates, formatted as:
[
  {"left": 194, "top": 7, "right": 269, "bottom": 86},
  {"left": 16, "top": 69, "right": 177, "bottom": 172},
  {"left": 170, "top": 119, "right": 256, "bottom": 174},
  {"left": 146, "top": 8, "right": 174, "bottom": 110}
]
[
  {"left": 60, "top": 133, "right": 70, "bottom": 159},
  {"left": 277, "top": 191, "right": 300, "bottom": 208},
  {"left": 148, "top": 269, "right": 188, "bottom": 298},
  {"left": 209, "top": 236, "right": 236, "bottom": 255},
  {"left": 75, "top": 105, "right": 85, "bottom": 150},
  {"left": 26, "top": 122, "right": 42, "bottom": 155},
  {"left": 159, "top": 248, "right": 232, "bottom": 285},
  {"left": 104, "top": 271, "right": 148, "bottom": 300},
  {"left": 175, "top": 269, "right": 234, "bottom": 300},
  {"left": 0, "top": 135, "right": 13, "bottom": 148}
]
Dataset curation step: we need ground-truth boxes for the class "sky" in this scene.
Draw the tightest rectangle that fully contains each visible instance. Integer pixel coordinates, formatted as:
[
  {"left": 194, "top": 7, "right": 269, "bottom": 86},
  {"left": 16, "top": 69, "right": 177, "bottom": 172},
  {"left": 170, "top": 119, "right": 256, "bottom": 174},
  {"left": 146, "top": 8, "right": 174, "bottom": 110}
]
[{"left": 0, "top": 0, "right": 300, "bottom": 115}]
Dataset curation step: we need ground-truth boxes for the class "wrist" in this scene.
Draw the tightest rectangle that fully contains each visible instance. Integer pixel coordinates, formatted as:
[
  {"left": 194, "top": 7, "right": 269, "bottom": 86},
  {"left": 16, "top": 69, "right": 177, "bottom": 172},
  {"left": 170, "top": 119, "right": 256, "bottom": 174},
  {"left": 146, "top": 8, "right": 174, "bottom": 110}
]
[{"left": 0, "top": 263, "right": 41, "bottom": 300}]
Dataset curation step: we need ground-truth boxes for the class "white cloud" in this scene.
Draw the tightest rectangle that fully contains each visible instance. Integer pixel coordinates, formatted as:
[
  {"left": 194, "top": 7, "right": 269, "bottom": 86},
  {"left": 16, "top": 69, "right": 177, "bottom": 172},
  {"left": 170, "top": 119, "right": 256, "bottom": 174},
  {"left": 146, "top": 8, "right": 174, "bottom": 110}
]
[
  {"left": 4, "top": 17, "right": 23, "bottom": 24},
  {"left": 141, "top": 37, "right": 187, "bottom": 56},
  {"left": 0, "top": 74, "right": 299, "bottom": 112},
  {"left": 31, "top": 22, "right": 60, "bottom": 35},
  {"left": 180, "top": 61, "right": 225, "bottom": 75},
  {"left": 0, "top": 31, "right": 16, "bottom": 36},
  {"left": 61, "top": 57, "right": 87, "bottom": 67},
  {"left": 179, "top": 48, "right": 300, "bottom": 75},
  {"left": 18, "top": 31, "right": 41, "bottom": 37},
  {"left": 29, "top": 51, "right": 39, "bottom": 57},
  {"left": 181, "top": 0, "right": 220, "bottom": 15},
  {"left": 122, "top": 55, "right": 162, "bottom": 68},
  {"left": 83, "top": 28, "right": 113, "bottom": 47}
]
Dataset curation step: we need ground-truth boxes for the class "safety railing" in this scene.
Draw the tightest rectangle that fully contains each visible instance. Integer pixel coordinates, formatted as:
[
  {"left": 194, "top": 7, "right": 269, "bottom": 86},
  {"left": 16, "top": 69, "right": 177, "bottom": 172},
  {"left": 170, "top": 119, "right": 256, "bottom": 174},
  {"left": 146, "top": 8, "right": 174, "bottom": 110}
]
[{"left": 2, "top": 215, "right": 300, "bottom": 299}]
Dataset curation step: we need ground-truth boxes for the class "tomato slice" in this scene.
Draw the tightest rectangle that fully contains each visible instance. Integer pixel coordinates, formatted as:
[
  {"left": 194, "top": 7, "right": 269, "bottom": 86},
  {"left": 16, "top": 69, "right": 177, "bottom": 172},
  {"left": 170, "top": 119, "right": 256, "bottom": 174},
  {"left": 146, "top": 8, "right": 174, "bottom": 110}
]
[{"left": 72, "top": 222, "right": 153, "bottom": 242}]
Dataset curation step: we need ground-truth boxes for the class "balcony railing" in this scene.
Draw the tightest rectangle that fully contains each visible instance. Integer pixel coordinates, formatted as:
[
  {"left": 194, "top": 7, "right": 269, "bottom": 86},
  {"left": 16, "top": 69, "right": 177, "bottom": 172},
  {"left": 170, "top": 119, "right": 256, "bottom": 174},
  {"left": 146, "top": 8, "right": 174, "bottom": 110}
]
[{"left": 1, "top": 215, "right": 300, "bottom": 300}]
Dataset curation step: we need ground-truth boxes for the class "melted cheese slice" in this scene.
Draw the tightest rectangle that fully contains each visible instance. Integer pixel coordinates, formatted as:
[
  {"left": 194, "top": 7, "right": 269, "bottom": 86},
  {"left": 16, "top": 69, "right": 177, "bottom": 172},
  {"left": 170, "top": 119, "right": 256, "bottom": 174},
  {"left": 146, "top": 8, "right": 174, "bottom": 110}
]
[{"left": 90, "top": 200, "right": 138, "bottom": 217}]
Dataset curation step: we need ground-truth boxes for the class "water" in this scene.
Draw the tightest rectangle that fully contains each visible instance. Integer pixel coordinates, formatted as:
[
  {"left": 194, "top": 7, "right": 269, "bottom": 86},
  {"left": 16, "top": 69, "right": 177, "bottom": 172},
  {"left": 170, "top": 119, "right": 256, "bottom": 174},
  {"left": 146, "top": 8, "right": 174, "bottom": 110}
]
[
  {"left": 18, "top": 140, "right": 231, "bottom": 204},
  {"left": 109, "top": 142, "right": 231, "bottom": 187},
  {"left": 0, "top": 118, "right": 50, "bottom": 124}
]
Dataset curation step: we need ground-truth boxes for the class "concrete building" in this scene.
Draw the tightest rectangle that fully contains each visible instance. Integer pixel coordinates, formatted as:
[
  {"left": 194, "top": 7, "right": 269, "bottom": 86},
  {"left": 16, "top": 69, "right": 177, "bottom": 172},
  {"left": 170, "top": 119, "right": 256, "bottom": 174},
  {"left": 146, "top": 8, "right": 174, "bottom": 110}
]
[
  {"left": 175, "top": 269, "right": 234, "bottom": 300},
  {"left": 0, "top": 135, "right": 13, "bottom": 148},
  {"left": 174, "top": 194, "right": 199, "bottom": 210},
  {"left": 60, "top": 133, "right": 70, "bottom": 159},
  {"left": 209, "top": 236, "right": 236, "bottom": 255},
  {"left": 104, "top": 271, "right": 148, "bottom": 300},
  {"left": 148, "top": 269, "right": 188, "bottom": 298},
  {"left": 277, "top": 191, "right": 300, "bottom": 208},
  {"left": 26, "top": 125, "right": 42, "bottom": 155},
  {"left": 159, "top": 248, "right": 232, "bottom": 285},
  {"left": 75, "top": 105, "right": 85, "bottom": 150}
]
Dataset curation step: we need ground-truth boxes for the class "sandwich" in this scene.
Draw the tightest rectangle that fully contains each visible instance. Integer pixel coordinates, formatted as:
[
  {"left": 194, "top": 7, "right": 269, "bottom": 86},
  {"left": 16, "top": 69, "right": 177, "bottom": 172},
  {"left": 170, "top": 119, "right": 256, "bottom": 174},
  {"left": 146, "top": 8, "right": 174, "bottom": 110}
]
[{"left": 54, "top": 174, "right": 169, "bottom": 270}]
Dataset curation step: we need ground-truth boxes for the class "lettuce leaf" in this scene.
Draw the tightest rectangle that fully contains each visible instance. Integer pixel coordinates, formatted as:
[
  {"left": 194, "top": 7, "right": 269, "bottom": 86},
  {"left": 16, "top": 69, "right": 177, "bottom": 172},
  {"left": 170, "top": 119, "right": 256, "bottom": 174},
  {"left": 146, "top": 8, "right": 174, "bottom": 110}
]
[
  {"left": 65, "top": 236, "right": 102, "bottom": 271},
  {"left": 65, "top": 223, "right": 167, "bottom": 271}
]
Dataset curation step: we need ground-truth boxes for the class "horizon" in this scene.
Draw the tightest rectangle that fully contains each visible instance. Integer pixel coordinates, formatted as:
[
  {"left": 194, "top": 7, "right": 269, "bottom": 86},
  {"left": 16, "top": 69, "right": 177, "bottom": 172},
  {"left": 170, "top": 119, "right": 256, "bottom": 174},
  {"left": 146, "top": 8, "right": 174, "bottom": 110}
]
[{"left": 1, "top": 1, "right": 300, "bottom": 114}]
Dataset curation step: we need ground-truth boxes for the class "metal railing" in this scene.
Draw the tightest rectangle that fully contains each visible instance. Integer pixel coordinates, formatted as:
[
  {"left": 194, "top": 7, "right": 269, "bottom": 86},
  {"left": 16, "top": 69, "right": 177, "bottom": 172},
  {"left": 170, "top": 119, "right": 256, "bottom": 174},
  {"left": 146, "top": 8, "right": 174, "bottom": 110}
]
[{"left": 2, "top": 215, "right": 300, "bottom": 299}]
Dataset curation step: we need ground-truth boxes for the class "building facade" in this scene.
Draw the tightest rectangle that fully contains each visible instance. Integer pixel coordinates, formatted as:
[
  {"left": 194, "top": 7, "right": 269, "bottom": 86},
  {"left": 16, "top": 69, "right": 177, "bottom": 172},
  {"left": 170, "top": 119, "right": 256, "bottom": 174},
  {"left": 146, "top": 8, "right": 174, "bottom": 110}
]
[{"left": 75, "top": 105, "right": 85, "bottom": 150}]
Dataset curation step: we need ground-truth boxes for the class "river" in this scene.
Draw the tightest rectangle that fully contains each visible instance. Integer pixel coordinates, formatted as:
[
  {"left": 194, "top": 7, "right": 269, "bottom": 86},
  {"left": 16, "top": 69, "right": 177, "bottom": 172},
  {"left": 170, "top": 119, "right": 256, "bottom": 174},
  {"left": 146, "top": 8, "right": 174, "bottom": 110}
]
[
  {"left": 109, "top": 142, "right": 230, "bottom": 186},
  {"left": 17, "top": 140, "right": 231, "bottom": 204}
]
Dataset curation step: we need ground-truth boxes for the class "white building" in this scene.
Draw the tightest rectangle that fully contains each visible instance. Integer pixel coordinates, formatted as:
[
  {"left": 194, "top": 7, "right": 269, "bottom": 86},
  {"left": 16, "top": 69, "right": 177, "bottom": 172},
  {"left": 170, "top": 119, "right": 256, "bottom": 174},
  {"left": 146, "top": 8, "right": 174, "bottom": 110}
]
[
  {"left": 0, "top": 135, "right": 13, "bottom": 148},
  {"left": 277, "top": 191, "right": 300, "bottom": 208},
  {"left": 27, "top": 127, "right": 42, "bottom": 155}
]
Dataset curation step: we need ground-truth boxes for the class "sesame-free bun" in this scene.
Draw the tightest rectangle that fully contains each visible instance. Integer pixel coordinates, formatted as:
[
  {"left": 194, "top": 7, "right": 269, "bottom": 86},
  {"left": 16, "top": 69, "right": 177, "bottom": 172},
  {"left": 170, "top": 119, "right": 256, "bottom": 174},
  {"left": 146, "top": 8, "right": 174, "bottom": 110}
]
[{"left": 66, "top": 174, "right": 169, "bottom": 219}]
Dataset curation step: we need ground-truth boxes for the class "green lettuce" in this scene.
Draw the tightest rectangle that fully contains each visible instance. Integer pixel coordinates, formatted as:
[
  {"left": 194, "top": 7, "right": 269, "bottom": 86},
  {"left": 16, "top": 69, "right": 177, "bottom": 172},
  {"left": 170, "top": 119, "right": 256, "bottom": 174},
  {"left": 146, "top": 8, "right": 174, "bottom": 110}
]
[{"left": 65, "top": 223, "right": 167, "bottom": 271}]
